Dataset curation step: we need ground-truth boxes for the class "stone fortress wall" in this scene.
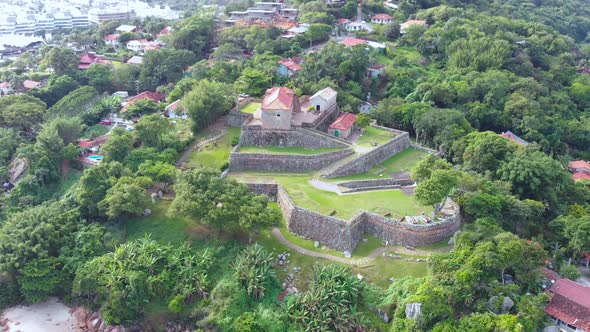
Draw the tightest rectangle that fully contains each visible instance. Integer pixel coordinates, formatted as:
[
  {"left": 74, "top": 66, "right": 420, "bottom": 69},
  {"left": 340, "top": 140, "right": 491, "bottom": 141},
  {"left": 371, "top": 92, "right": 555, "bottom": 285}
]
[
  {"left": 246, "top": 183, "right": 461, "bottom": 252},
  {"left": 230, "top": 148, "right": 355, "bottom": 172},
  {"left": 239, "top": 126, "right": 350, "bottom": 148},
  {"left": 323, "top": 125, "right": 411, "bottom": 178}
]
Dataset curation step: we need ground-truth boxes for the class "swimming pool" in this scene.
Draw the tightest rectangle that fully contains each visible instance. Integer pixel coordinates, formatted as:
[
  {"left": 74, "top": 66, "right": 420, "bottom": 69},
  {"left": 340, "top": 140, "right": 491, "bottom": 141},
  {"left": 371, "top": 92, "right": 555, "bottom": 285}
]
[{"left": 87, "top": 155, "right": 103, "bottom": 161}]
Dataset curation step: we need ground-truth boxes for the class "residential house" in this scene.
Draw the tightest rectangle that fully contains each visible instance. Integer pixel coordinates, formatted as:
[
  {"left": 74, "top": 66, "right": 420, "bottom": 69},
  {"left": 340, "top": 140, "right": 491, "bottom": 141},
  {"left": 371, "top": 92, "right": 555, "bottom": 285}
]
[
  {"left": 226, "top": 2, "right": 298, "bottom": 24},
  {"left": 339, "top": 37, "right": 368, "bottom": 47},
  {"left": 104, "top": 34, "right": 120, "bottom": 46},
  {"left": 328, "top": 112, "right": 356, "bottom": 139},
  {"left": 166, "top": 99, "right": 187, "bottom": 119},
  {"left": 345, "top": 21, "right": 374, "bottom": 33},
  {"left": 79, "top": 53, "right": 111, "bottom": 70},
  {"left": 359, "top": 101, "right": 373, "bottom": 114},
  {"left": 261, "top": 87, "right": 299, "bottom": 130},
  {"left": 122, "top": 91, "right": 166, "bottom": 113},
  {"left": 371, "top": 14, "right": 393, "bottom": 24},
  {"left": 22, "top": 80, "right": 40, "bottom": 90},
  {"left": 0, "top": 82, "right": 12, "bottom": 96},
  {"left": 126, "top": 39, "right": 159, "bottom": 54},
  {"left": 277, "top": 57, "right": 303, "bottom": 77},
  {"left": 384, "top": 1, "right": 399, "bottom": 10},
  {"left": 500, "top": 130, "right": 529, "bottom": 146},
  {"left": 400, "top": 19, "right": 427, "bottom": 34},
  {"left": 126, "top": 55, "right": 143, "bottom": 65},
  {"left": 367, "top": 64, "right": 385, "bottom": 78},
  {"left": 568, "top": 160, "right": 590, "bottom": 181},
  {"left": 545, "top": 278, "right": 590, "bottom": 332},
  {"left": 310, "top": 87, "right": 338, "bottom": 112},
  {"left": 116, "top": 25, "right": 137, "bottom": 33}
]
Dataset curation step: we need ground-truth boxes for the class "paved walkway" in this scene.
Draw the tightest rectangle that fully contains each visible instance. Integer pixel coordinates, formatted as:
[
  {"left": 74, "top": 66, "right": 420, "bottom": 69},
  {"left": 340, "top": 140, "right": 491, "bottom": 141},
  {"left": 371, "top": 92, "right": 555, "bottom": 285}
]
[{"left": 271, "top": 228, "right": 387, "bottom": 266}]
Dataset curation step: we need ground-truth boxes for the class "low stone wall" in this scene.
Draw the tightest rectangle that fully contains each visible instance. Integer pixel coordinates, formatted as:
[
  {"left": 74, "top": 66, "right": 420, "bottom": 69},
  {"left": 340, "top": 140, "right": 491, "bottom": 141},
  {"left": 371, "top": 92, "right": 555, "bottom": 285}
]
[
  {"left": 324, "top": 129, "right": 410, "bottom": 178},
  {"left": 410, "top": 143, "right": 441, "bottom": 156},
  {"left": 310, "top": 105, "right": 341, "bottom": 131},
  {"left": 230, "top": 148, "right": 354, "bottom": 172},
  {"left": 245, "top": 182, "right": 278, "bottom": 199},
  {"left": 338, "top": 178, "right": 414, "bottom": 191},
  {"left": 240, "top": 126, "right": 350, "bottom": 149},
  {"left": 277, "top": 185, "right": 357, "bottom": 251},
  {"left": 246, "top": 182, "right": 461, "bottom": 252},
  {"left": 226, "top": 110, "right": 252, "bottom": 128}
]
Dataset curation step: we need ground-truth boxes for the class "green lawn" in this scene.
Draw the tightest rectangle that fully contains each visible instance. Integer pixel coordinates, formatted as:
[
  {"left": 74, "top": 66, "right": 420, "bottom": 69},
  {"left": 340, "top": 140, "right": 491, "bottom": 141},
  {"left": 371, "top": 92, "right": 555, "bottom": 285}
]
[
  {"left": 355, "top": 127, "right": 396, "bottom": 148},
  {"left": 377, "top": 54, "right": 394, "bottom": 66},
  {"left": 239, "top": 145, "right": 343, "bottom": 155},
  {"left": 185, "top": 128, "right": 240, "bottom": 170},
  {"left": 81, "top": 124, "right": 110, "bottom": 139},
  {"left": 328, "top": 148, "right": 430, "bottom": 181},
  {"left": 240, "top": 102, "right": 260, "bottom": 114},
  {"left": 230, "top": 172, "right": 432, "bottom": 219},
  {"left": 394, "top": 46, "right": 425, "bottom": 64},
  {"left": 124, "top": 201, "right": 193, "bottom": 245}
]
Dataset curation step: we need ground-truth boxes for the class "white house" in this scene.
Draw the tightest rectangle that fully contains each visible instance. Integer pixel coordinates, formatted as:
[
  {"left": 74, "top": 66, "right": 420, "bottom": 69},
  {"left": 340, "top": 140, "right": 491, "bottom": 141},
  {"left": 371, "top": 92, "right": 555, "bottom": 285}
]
[
  {"left": 371, "top": 14, "right": 393, "bottom": 24},
  {"left": 345, "top": 21, "right": 374, "bottom": 33},
  {"left": 310, "top": 87, "right": 338, "bottom": 113},
  {"left": 104, "top": 34, "right": 120, "bottom": 46},
  {"left": 116, "top": 25, "right": 137, "bottom": 33},
  {"left": 166, "top": 100, "right": 188, "bottom": 119}
]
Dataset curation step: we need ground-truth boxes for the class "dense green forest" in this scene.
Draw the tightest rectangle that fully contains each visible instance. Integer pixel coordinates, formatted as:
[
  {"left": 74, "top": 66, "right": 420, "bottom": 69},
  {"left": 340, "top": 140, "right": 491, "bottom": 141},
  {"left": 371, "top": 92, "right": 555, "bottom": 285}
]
[{"left": 0, "top": 0, "right": 589, "bottom": 331}]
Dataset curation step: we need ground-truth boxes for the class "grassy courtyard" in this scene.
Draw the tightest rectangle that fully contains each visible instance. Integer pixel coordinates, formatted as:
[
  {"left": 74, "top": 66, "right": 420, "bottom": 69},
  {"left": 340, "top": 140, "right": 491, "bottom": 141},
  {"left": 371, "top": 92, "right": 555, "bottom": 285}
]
[
  {"left": 239, "top": 102, "right": 260, "bottom": 114},
  {"left": 328, "top": 148, "right": 431, "bottom": 181},
  {"left": 239, "top": 145, "right": 343, "bottom": 155},
  {"left": 355, "top": 126, "right": 396, "bottom": 148},
  {"left": 229, "top": 172, "right": 432, "bottom": 220},
  {"left": 185, "top": 128, "right": 240, "bottom": 170}
]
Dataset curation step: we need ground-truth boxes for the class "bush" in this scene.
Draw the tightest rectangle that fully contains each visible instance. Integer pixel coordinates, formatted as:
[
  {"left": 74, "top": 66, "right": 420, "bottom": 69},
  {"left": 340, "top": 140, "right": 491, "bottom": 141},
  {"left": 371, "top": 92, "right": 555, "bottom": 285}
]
[
  {"left": 220, "top": 161, "right": 230, "bottom": 172},
  {"left": 231, "top": 136, "right": 240, "bottom": 146},
  {"left": 559, "top": 263, "right": 581, "bottom": 280},
  {"left": 0, "top": 278, "right": 22, "bottom": 310}
]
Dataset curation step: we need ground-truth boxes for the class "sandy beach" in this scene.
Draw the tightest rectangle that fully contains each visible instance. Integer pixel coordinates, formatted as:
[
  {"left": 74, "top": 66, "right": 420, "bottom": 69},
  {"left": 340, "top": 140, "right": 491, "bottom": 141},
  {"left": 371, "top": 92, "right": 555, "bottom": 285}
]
[{"left": 1, "top": 297, "right": 77, "bottom": 332}]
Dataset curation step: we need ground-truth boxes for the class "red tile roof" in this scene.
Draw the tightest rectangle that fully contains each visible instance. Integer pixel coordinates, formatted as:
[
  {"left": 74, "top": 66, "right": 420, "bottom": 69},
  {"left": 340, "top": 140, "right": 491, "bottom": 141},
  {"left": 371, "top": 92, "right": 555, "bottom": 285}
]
[
  {"left": 569, "top": 160, "right": 590, "bottom": 170},
  {"left": 278, "top": 58, "right": 302, "bottom": 71},
  {"left": 368, "top": 64, "right": 385, "bottom": 70},
  {"left": 337, "top": 18, "right": 350, "bottom": 24},
  {"left": 329, "top": 113, "right": 356, "bottom": 131},
  {"left": 0, "top": 82, "right": 11, "bottom": 88},
  {"left": 340, "top": 37, "right": 367, "bottom": 47},
  {"left": 23, "top": 80, "right": 40, "bottom": 89},
  {"left": 545, "top": 278, "right": 590, "bottom": 331},
  {"left": 573, "top": 172, "right": 590, "bottom": 181},
  {"left": 166, "top": 99, "right": 182, "bottom": 111},
  {"left": 126, "top": 91, "right": 166, "bottom": 104},
  {"left": 262, "top": 87, "right": 296, "bottom": 111},
  {"left": 104, "top": 34, "right": 119, "bottom": 41},
  {"left": 159, "top": 27, "right": 172, "bottom": 35},
  {"left": 373, "top": 14, "right": 393, "bottom": 20},
  {"left": 78, "top": 135, "right": 109, "bottom": 148}
]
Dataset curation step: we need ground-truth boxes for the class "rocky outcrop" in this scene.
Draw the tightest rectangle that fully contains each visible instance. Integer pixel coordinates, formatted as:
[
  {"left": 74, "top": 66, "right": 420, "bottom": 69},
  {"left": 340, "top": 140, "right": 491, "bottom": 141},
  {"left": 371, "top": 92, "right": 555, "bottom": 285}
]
[{"left": 71, "top": 307, "right": 139, "bottom": 332}]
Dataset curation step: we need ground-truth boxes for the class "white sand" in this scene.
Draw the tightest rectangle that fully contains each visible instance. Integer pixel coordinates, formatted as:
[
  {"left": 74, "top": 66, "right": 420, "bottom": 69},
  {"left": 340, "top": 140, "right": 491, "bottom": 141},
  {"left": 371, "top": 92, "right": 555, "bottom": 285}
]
[{"left": 1, "top": 297, "right": 78, "bottom": 332}]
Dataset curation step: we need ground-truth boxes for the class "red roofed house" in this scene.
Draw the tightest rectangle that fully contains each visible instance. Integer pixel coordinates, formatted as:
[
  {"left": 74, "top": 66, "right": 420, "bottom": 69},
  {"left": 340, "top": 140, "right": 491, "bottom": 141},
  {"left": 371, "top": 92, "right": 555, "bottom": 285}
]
[
  {"left": 400, "top": 20, "right": 427, "bottom": 34},
  {"left": 329, "top": 113, "right": 356, "bottom": 139},
  {"left": 0, "top": 82, "right": 12, "bottom": 96},
  {"left": 371, "top": 14, "right": 393, "bottom": 24},
  {"left": 261, "top": 87, "right": 300, "bottom": 130},
  {"left": 79, "top": 53, "right": 112, "bottom": 70},
  {"left": 158, "top": 27, "right": 172, "bottom": 36},
  {"left": 277, "top": 57, "right": 303, "bottom": 77},
  {"left": 569, "top": 160, "right": 590, "bottom": 181},
  {"left": 165, "top": 99, "right": 187, "bottom": 119},
  {"left": 104, "top": 34, "right": 120, "bottom": 46},
  {"left": 545, "top": 278, "right": 590, "bottom": 332},
  {"left": 339, "top": 37, "right": 367, "bottom": 48},
  {"left": 23, "top": 80, "right": 41, "bottom": 90},
  {"left": 367, "top": 64, "right": 385, "bottom": 78},
  {"left": 122, "top": 91, "right": 166, "bottom": 112}
]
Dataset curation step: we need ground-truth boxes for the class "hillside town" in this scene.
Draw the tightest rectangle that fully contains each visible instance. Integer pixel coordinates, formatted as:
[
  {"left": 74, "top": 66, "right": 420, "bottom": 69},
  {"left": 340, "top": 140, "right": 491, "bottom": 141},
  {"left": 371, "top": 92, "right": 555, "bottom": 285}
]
[{"left": 0, "top": 0, "right": 589, "bottom": 331}]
